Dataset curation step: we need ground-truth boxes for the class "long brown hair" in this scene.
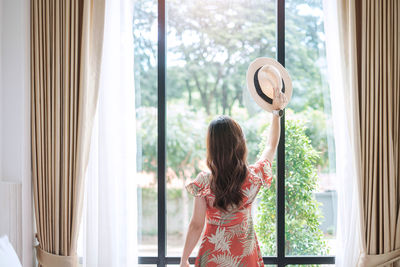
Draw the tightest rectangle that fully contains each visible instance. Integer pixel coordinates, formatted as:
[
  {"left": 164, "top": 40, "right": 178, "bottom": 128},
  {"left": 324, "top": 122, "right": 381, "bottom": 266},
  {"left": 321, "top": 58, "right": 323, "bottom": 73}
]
[{"left": 206, "top": 115, "right": 248, "bottom": 211}]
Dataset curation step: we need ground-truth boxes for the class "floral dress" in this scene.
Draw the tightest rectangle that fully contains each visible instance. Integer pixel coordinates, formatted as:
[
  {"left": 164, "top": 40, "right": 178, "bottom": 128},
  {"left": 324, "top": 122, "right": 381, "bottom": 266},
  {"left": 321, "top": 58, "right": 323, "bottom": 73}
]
[{"left": 186, "top": 158, "right": 273, "bottom": 267}]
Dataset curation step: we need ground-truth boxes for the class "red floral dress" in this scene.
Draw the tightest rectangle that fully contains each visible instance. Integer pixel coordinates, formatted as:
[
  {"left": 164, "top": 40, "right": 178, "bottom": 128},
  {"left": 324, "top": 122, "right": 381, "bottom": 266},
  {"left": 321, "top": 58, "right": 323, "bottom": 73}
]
[{"left": 186, "top": 158, "right": 273, "bottom": 267}]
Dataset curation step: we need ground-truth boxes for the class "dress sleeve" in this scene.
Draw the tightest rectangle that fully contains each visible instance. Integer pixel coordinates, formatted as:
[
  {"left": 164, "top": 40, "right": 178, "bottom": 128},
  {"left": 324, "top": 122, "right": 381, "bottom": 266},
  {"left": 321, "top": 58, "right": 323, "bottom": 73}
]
[
  {"left": 248, "top": 158, "right": 273, "bottom": 188},
  {"left": 185, "top": 171, "right": 211, "bottom": 197}
]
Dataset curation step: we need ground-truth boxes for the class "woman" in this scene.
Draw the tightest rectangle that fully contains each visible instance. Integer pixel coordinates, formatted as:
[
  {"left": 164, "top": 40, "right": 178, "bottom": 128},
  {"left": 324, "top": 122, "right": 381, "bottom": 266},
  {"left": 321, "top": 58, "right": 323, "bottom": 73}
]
[{"left": 180, "top": 87, "right": 287, "bottom": 267}]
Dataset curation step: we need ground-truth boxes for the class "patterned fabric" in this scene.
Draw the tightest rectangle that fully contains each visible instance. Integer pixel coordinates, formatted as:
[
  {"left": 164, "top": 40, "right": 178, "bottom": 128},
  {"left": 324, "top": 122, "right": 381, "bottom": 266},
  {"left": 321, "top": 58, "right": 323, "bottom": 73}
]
[{"left": 186, "top": 158, "right": 273, "bottom": 267}]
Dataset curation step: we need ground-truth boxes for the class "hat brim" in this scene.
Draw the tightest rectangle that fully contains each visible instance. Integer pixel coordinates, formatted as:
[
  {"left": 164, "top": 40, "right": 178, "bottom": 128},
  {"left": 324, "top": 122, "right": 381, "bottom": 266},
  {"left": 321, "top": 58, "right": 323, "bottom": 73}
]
[{"left": 246, "top": 57, "right": 292, "bottom": 112}]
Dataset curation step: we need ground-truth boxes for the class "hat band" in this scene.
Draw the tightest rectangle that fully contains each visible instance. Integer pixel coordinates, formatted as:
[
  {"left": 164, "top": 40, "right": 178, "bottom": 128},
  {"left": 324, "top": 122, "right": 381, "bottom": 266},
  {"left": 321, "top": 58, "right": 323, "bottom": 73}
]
[{"left": 254, "top": 67, "right": 286, "bottom": 105}]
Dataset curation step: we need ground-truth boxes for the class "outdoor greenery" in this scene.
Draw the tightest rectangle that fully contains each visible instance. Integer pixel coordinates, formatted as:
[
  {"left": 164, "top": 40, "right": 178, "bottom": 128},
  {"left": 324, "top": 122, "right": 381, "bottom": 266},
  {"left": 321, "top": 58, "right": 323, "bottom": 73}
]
[
  {"left": 137, "top": 107, "right": 332, "bottom": 254},
  {"left": 134, "top": 0, "right": 333, "bottom": 172},
  {"left": 255, "top": 118, "right": 329, "bottom": 256},
  {"left": 134, "top": 0, "right": 335, "bottom": 256}
]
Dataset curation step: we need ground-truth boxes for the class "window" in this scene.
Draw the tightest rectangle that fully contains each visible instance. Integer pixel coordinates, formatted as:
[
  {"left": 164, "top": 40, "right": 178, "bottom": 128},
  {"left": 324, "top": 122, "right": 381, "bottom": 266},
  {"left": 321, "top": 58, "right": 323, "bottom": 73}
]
[{"left": 135, "top": 0, "right": 336, "bottom": 265}]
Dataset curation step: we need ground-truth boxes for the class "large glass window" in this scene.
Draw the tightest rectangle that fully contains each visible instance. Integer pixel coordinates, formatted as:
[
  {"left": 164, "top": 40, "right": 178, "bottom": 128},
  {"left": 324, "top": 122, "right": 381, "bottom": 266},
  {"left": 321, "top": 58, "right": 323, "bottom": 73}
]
[
  {"left": 284, "top": 0, "right": 337, "bottom": 256},
  {"left": 134, "top": 0, "right": 158, "bottom": 256},
  {"left": 166, "top": 0, "right": 276, "bottom": 257},
  {"left": 135, "top": 0, "right": 336, "bottom": 265}
]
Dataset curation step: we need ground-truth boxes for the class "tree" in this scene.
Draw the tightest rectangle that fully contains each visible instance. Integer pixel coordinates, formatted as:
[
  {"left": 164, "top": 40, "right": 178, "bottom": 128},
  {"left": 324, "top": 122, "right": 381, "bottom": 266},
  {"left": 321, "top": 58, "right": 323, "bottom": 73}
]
[
  {"left": 296, "top": 108, "right": 336, "bottom": 173},
  {"left": 134, "top": 0, "right": 327, "bottom": 114},
  {"left": 133, "top": 0, "right": 333, "bottom": 255},
  {"left": 133, "top": 0, "right": 158, "bottom": 107},
  {"left": 167, "top": 0, "right": 276, "bottom": 115},
  {"left": 137, "top": 103, "right": 207, "bottom": 176},
  {"left": 285, "top": 0, "right": 327, "bottom": 112},
  {"left": 137, "top": 103, "right": 208, "bottom": 236},
  {"left": 255, "top": 118, "right": 329, "bottom": 256}
]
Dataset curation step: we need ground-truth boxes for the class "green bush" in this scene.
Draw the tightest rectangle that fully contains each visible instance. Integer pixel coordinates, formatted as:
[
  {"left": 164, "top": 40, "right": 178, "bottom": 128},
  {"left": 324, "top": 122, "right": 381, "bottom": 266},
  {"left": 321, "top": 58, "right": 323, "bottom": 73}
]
[
  {"left": 296, "top": 108, "right": 336, "bottom": 173},
  {"left": 255, "top": 118, "right": 329, "bottom": 256},
  {"left": 136, "top": 103, "right": 207, "bottom": 176}
]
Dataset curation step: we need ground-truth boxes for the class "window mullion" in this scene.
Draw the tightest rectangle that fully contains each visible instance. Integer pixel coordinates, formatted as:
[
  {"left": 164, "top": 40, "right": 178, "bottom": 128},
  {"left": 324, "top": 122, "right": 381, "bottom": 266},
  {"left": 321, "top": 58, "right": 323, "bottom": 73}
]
[
  {"left": 157, "top": 0, "right": 167, "bottom": 266},
  {"left": 276, "top": 0, "right": 286, "bottom": 265}
]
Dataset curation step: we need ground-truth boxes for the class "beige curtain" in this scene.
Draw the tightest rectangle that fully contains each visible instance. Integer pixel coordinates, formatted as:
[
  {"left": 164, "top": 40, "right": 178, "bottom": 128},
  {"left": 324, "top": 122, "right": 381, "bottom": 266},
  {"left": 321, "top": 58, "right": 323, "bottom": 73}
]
[
  {"left": 336, "top": 0, "right": 400, "bottom": 266},
  {"left": 30, "top": 1, "right": 105, "bottom": 267},
  {"left": 358, "top": 0, "right": 400, "bottom": 266}
]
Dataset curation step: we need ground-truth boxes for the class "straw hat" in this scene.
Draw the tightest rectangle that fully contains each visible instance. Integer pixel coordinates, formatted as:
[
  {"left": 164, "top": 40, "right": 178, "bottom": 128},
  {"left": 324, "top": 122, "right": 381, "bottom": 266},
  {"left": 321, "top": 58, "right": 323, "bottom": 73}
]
[{"left": 246, "top": 57, "right": 292, "bottom": 112}]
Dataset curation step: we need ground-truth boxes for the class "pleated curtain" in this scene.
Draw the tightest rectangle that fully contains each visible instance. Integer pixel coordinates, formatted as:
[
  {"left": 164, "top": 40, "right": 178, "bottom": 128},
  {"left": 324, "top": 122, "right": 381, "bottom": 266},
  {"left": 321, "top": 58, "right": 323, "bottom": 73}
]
[
  {"left": 30, "top": 1, "right": 105, "bottom": 266},
  {"left": 334, "top": 0, "right": 400, "bottom": 266},
  {"left": 357, "top": 1, "right": 400, "bottom": 266}
]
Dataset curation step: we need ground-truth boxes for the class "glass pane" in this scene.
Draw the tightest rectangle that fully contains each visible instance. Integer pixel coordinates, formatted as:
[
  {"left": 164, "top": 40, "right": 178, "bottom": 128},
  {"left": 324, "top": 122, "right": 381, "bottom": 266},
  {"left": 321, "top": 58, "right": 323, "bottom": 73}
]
[
  {"left": 285, "top": 0, "right": 337, "bottom": 256},
  {"left": 134, "top": 0, "right": 158, "bottom": 256},
  {"left": 166, "top": 0, "right": 276, "bottom": 257}
]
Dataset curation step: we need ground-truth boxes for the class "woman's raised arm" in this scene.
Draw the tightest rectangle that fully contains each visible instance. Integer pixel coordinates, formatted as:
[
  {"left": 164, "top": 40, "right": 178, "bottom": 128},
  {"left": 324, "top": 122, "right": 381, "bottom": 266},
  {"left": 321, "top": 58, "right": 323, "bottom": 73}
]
[{"left": 259, "top": 86, "right": 287, "bottom": 163}]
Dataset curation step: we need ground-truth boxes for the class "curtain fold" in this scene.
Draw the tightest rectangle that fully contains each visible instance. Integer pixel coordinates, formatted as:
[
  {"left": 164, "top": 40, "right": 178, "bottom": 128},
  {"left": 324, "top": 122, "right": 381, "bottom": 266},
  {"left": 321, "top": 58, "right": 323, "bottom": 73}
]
[
  {"left": 323, "top": 1, "right": 362, "bottom": 266},
  {"left": 78, "top": 0, "right": 138, "bottom": 266},
  {"left": 357, "top": 1, "right": 400, "bottom": 266},
  {"left": 325, "top": 0, "right": 400, "bottom": 266},
  {"left": 30, "top": 1, "right": 105, "bottom": 266}
]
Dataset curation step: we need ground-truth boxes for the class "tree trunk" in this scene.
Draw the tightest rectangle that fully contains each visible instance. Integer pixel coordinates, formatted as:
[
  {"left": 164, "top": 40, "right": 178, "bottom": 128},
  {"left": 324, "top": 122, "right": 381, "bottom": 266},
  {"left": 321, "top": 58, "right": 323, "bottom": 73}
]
[
  {"left": 213, "top": 68, "right": 223, "bottom": 114},
  {"left": 215, "top": 92, "right": 219, "bottom": 114},
  {"left": 186, "top": 79, "right": 192, "bottom": 106},
  {"left": 236, "top": 85, "right": 243, "bottom": 106},
  {"left": 222, "top": 83, "right": 228, "bottom": 114},
  {"left": 193, "top": 74, "right": 211, "bottom": 114},
  {"left": 199, "top": 91, "right": 211, "bottom": 115}
]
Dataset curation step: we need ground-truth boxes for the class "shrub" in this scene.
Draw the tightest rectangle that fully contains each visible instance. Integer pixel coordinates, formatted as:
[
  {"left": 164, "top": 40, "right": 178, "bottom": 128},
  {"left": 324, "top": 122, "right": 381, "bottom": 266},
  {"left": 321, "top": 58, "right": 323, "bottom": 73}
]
[{"left": 255, "top": 118, "right": 329, "bottom": 256}]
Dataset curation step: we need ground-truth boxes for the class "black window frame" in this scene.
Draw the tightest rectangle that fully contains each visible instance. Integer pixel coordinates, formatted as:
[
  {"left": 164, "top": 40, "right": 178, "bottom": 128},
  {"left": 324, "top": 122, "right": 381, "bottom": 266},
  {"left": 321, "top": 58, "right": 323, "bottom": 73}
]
[{"left": 138, "top": 0, "right": 336, "bottom": 265}]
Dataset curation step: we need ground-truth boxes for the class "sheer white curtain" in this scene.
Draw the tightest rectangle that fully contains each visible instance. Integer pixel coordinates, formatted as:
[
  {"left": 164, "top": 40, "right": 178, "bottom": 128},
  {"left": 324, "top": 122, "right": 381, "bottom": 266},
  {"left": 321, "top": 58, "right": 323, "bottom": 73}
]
[
  {"left": 79, "top": 0, "right": 137, "bottom": 266},
  {"left": 323, "top": 1, "right": 362, "bottom": 266}
]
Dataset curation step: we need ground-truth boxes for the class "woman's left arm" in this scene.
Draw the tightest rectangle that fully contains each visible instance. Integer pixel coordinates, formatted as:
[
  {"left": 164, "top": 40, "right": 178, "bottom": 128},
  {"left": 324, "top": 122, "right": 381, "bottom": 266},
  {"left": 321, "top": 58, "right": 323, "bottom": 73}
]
[{"left": 180, "top": 196, "right": 207, "bottom": 267}]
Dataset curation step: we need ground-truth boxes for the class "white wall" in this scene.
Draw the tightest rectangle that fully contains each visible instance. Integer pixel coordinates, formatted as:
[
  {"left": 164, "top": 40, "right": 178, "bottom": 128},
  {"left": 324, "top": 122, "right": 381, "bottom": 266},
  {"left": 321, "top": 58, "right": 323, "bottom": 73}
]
[
  {"left": 1, "top": 0, "right": 29, "bottom": 181},
  {"left": 0, "top": 0, "right": 33, "bottom": 266},
  {"left": 0, "top": 0, "right": 3, "bottom": 177}
]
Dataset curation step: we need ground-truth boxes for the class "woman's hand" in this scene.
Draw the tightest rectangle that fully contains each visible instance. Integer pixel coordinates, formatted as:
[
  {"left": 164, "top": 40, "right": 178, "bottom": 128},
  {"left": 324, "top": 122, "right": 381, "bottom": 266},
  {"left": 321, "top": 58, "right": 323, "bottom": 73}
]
[
  {"left": 271, "top": 86, "right": 288, "bottom": 110},
  {"left": 180, "top": 259, "right": 190, "bottom": 267},
  {"left": 259, "top": 86, "right": 284, "bottom": 163}
]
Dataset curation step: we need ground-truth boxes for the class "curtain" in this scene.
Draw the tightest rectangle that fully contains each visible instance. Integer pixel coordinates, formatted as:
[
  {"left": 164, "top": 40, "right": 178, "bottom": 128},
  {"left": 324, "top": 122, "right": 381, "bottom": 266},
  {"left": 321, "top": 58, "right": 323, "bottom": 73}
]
[
  {"left": 78, "top": 0, "right": 137, "bottom": 266},
  {"left": 324, "top": 0, "right": 400, "bottom": 266},
  {"left": 357, "top": 1, "right": 400, "bottom": 266},
  {"left": 30, "top": 1, "right": 105, "bottom": 267},
  {"left": 323, "top": 1, "right": 362, "bottom": 266},
  {"left": 323, "top": 0, "right": 361, "bottom": 267}
]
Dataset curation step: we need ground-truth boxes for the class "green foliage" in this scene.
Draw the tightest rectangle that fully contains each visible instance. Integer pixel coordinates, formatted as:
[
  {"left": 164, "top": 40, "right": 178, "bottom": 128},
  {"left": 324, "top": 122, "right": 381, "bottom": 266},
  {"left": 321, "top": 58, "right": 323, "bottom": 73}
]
[
  {"left": 167, "top": 188, "right": 183, "bottom": 200},
  {"left": 133, "top": 0, "right": 157, "bottom": 107},
  {"left": 141, "top": 187, "right": 157, "bottom": 199},
  {"left": 167, "top": 0, "right": 276, "bottom": 115},
  {"left": 136, "top": 107, "right": 158, "bottom": 173},
  {"left": 285, "top": 0, "right": 327, "bottom": 112},
  {"left": 137, "top": 103, "right": 208, "bottom": 178},
  {"left": 233, "top": 109, "right": 270, "bottom": 165},
  {"left": 134, "top": 0, "right": 333, "bottom": 257},
  {"left": 166, "top": 103, "right": 207, "bottom": 176},
  {"left": 134, "top": 0, "right": 328, "bottom": 114},
  {"left": 296, "top": 108, "right": 336, "bottom": 173},
  {"left": 133, "top": 0, "right": 333, "bottom": 176},
  {"left": 255, "top": 118, "right": 329, "bottom": 256}
]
